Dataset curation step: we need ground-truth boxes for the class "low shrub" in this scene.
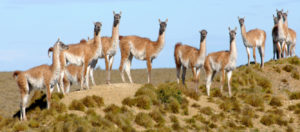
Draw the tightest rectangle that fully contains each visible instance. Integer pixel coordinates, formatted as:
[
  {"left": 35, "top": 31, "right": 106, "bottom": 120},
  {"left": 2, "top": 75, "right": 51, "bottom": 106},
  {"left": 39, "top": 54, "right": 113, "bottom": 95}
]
[
  {"left": 135, "top": 112, "right": 154, "bottom": 128},
  {"left": 245, "top": 94, "right": 264, "bottom": 108},
  {"left": 269, "top": 96, "right": 282, "bottom": 107},
  {"left": 69, "top": 100, "right": 85, "bottom": 111},
  {"left": 283, "top": 65, "right": 294, "bottom": 72},
  {"left": 200, "top": 106, "right": 213, "bottom": 115},
  {"left": 149, "top": 109, "right": 165, "bottom": 126},
  {"left": 136, "top": 95, "right": 152, "bottom": 110},
  {"left": 289, "top": 92, "right": 300, "bottom": 100},
  {"left": 291, "top": 71, "right": 300, "bottom": 80},
  {"left": 122, "top": 97, "right": 136, "bottom": 107},
  {"left": 241, "top": 116, "right": 253, "bottom": 127}
]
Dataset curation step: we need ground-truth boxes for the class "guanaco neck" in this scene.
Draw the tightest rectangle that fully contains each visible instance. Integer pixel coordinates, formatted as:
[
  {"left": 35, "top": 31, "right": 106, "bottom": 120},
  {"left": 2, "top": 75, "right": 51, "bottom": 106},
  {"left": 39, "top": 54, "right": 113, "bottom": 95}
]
[
  {"left": 93, "top": 32, "right": 101, "bottom": 45},
  {"left": 112, "top": 23, "right": 119, "bottom": 40},
  {"left": 278, "top": 16, "right": 284, "bottom": 32},
  {"left": 283, "top": 16, "right": 288, "bottom": 27},
  {"left": 230, "top": 37, "right": 237, "bottom": 59},
  {"left": 51, "top": 47, "right": 60, "bottom": 72},
  {"left": 199, "top": 36, "right": 206, "bottom": 56},
  {"left": 112, "top": 22, "right": 119, "bottom": 45},
  {"left": 155, "top": 30, "right": 165, "bottom": 51},
  {"left": 240, "top": 24, "right": 247, "bottom": 41}
]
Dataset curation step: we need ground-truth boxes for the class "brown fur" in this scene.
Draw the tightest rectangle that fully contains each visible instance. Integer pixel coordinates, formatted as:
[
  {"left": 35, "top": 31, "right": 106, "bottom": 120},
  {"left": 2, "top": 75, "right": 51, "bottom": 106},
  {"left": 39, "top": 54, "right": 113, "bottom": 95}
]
[
  {"left": 119, "top": 19, "right": 167, "bottom": 83},
  {"left": 238, "top": 17, "right": 266, "bottom": 68},
  {"left": 14, "top": 39, "right": 68, "bottom": 120},
  {"left": 276, "top": 9, "right": 289, "bottom": 59},
  {"left": 58, "top": 22, "right": 102, "bottom": 91},
  {"left": 204, "top": 27, "right": 237, "bottom": 97},
  {"left": 174, "top": 30, "right": 207, "bottom": 85},
  {"left": 62, "top": 64, "right": 83, "bottom": 93}
]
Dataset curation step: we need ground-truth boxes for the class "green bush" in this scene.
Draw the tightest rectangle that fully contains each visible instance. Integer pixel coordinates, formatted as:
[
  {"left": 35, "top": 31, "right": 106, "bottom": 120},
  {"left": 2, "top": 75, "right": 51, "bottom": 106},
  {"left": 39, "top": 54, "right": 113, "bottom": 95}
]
[
  {"left": 157, "top": 83, "right": 182, "bottom": 104},
  {"left": 135, "top": 95, "right": 152, "bottom": 110}
]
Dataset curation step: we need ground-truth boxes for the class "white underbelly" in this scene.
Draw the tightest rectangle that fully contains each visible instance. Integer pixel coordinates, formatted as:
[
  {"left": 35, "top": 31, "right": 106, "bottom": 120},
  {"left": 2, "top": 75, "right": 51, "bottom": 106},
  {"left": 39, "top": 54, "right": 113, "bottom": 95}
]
[
  {"left": 27, "top": 75, "right": 44, "bottom": 89},
  {"left": 65, "top": 53, "right": 83, "bottom": 66}
]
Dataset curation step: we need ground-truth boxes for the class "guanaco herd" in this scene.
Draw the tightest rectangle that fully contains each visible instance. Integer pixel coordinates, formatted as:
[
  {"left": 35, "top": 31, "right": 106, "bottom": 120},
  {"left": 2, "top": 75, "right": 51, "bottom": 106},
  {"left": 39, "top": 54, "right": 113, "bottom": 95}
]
[{"left": 12, "top": 9, "right": 296, "bottom": 120}]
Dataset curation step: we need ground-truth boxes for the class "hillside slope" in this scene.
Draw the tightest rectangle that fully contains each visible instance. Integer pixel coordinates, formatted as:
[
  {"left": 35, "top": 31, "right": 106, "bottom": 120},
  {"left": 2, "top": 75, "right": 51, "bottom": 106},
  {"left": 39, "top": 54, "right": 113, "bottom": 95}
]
[{"left": 1, "top": 57, "right": 300, "bottom": 131}]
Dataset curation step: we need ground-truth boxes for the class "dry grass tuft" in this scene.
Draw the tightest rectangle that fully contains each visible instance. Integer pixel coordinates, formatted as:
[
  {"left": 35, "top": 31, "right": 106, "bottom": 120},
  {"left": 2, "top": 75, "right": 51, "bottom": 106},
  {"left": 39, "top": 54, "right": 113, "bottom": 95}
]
[
  {"left": 200, "top": 106, "right": 214, "bottom": 115},
  {"left": 13, "top": 122, "right": 28, "bottom": 131},
  {"left": 241, "top": 116, "right": 253, "bottom": 127},
  {"left": 269, "top": 96, "right": 282, "bottom": 107},
  {"left": 122, "top": 97, "right": 136, "bottom": 107},
  {"left": 283, "top": 65, "right": 295, "bottom": 72},
  {"left": 289, "top": 92, "right": 300, "bottom": 100},
  {"left": 135, "top": 112, "right": 154, "bottom": 128},
  {"left": 149, "top": 109, "right": 165, "bottom": 126},
  {"left": 245, "top": 94, "right": 264, "bottom": 108},
  {"left": 219, "top": 97, "right": 241, "bottom": 113},
  {"left": 69, "top": 100, "right": 85, "bottom": 111},
  {"left": 103, "top": 104, "right": 121, "bottom": 114},
  {"left": 260, "top": 113, "right": 288, "bottom": 126},
  {"left": 136, "top": 95, "right": 152, "bottom": 110},
  {"left": 273, "top": 66, "right": 281, "bottom": 73},
  {"left": 291, "top": 70, "right": 300, "bottom": 80},
  {"left": 167, "top": 97, "right": 180, "bottom": 113}
]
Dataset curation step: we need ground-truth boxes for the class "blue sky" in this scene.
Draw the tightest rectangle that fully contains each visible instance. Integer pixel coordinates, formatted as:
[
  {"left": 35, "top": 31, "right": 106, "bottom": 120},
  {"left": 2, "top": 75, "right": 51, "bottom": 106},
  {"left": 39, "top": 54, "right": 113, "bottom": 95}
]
[{"left": 0, "top": 0, "right": 299, "bottom": 71}]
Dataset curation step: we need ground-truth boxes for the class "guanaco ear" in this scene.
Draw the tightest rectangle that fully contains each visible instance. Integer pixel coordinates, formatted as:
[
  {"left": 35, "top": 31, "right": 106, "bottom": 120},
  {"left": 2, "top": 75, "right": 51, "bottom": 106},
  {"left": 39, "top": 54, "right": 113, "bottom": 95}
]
[
  {"left": 165, "top": 18, "right": 168, "bottom": 23},
  {"left": 273, "top": 14, "right": 275, "bottom": 18},
  {"left": 238, "top": 16, "right": 240, "bottom": 20},
  {"left": 48, "top": 47, "right": 53, "bottom": 58},
  {"left": 234, "top": 27, "right": 237, "bottom": 32},
  {"left": 57, "top": 37, "right": 60, "bottom": 41},
  {"left": 286, "top": 10, "right": 288, "bottom": 15},
  {"left": 113, "top": 11, "right": 116, "bottom": 15},
  {"left": 119, "top": 11, "right": 122, "bottom": 16},
  {"left": 243, "top": 16, "right": 245, "bottom": 19},
  {"left": 276, "top": 9, "right": 278, "bottom": 12},
  {"left": 93, "top": 22, "right": 96, "bottom": 25},
  {"left": 158, "top": 19, "right": 161, "bottom": 23},
  {"left": 228, "top": 27, "right": 231, "bottom": 31}
]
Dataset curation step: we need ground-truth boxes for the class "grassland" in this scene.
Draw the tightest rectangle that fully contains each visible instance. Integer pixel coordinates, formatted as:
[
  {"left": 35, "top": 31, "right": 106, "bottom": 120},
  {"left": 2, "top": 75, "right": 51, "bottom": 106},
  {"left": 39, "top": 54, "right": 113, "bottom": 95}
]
[{"left": 1, "top": 57, "right": 300, "bottom": 131}]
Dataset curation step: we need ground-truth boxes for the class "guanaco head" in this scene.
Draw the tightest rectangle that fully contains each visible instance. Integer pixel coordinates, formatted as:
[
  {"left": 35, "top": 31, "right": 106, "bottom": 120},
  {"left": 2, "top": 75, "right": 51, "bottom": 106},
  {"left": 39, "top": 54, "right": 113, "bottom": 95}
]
[
  {"left": 228, "top": 27, "right": 237, "bottom": 41},
  {"left": 199, "top": 30, "right": 207, "bottom": 41},
  {"left": 237, "top": 16, "right": 245, "bottom": 27},
  {"left": 113, "top": 11, "right": 122, "bottom": 27},
  {"left": 276, "top": 9, "right": 284, "bottom": 20},
  {"left": 159, "top": 18, "right": 168, "bottom": 35},
  {"left": 283, "top": 10, "right": 288, "bottom": 22},
  {"left": 48, "top": 38, "right": 69, "bottom": 57},
  {"left": 273, "top": 14, "right": 278, "bottom": 25},
  {"left": 94, "top": 22, "right": 102, "bottom": 36}
]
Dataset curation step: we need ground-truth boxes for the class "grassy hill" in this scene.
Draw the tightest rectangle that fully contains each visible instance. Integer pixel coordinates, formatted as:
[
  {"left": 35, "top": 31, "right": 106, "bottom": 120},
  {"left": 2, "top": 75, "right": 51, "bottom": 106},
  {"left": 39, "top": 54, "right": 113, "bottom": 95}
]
[{"left": 0, "top": 57, "right": 300, "bottom": 131}]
